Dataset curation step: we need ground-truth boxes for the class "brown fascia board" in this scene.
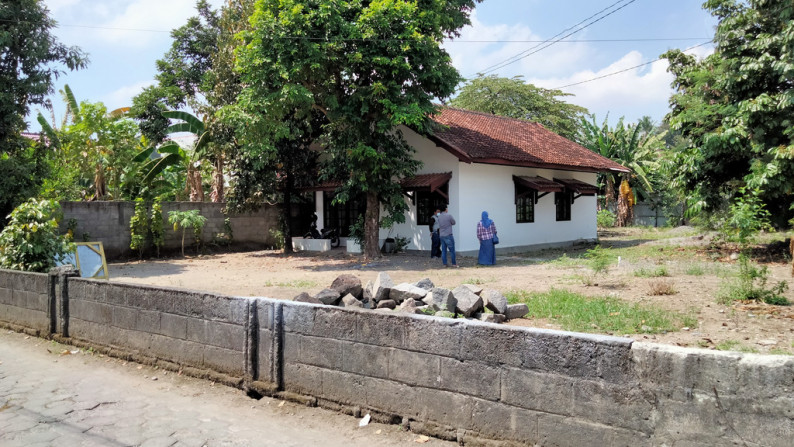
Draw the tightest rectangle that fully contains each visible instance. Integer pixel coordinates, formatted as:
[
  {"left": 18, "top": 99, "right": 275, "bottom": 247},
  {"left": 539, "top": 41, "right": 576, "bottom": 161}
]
[
  {"left": 468, "top": 157, "right": 630, "bottom": 174},
  {"left": 426, "top": 134, "right": 473, "bottom": 163}
]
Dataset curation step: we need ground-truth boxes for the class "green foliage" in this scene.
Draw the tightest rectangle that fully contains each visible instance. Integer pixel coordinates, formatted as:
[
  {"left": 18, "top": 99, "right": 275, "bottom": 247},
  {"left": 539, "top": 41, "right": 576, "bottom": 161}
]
[
  {"left": 150, "top": 199, "right": 164, "bottom": 257},
  {"left": 584, "top": 245, "right": 613, "bottom": 276},
  {"left": 0, "top": 199, "right": 74, "bottom": 272},
  {"left": 718, "top": 188, "right": 772, "bottom": 246},
  {"left": 0, "top": 0, "right": 87, "bottom": 158},
  {"left": 268, "top": 227, "right": 285, "bottom": 250},
  {"left": 505, "top": 288, "right": 683, "bottom": 335},
  {"left": 38, "top": 88, "right": 141, "bottom": 201},
  {"left": 663, "top": 0, "right": 794, "bottom": 223},
  {"left": 129, "top": 198, "right": 149, "bottom": 259},
  {"left": 449, "top": 75, "right": 588, "bottom": 141},
  {"left": 393, "top": 235, "right": 410, "bottom": 253},
  {"left": 0, "top": 140, "right": 49, "bottom": 229},
  {"left": 235, "top": 0, "right": 480, "bottom": 258},
  {"left": 596, "top": 210, "right": 616, "bottom": 228},
  {"left": 685, "top": 264, "right": 705, "bottom": 276},
  {"left": 634, "top": 266, "right": 670, "bottom": 278},
  {"left": 168, "top": 210, "right": 207, "bottom": 256},
  {"left": 719, "top": 254, "right": 789, "bottom": 305}
]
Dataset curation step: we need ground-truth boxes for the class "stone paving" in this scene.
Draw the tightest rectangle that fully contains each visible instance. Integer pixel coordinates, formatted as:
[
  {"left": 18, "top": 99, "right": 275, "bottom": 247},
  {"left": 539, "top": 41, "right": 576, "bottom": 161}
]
[{"left": 0, "top": 330, "right": 454, "bottom": 447}]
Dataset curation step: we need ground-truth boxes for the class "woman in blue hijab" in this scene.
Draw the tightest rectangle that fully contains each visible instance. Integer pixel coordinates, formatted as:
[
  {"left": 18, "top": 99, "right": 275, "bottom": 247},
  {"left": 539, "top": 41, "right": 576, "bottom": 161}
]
[{"left": 476, "top": 211, "right": 497, "bottom": 265}]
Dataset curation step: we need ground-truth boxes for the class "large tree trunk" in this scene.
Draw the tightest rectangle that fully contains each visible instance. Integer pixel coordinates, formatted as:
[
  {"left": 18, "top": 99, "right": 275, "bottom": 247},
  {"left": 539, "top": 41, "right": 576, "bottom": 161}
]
[
  {"left": 93, "top": 162, "right": 107, "bottom": 201},
  {"left": 364, "top": 191, "right": 380, "bottom": 260},
  {"left": 188, "top": 165, "right": 204, "bottom": 202},
  {"left": 210, "top": 157, "right": 224, "bottom": 203}
]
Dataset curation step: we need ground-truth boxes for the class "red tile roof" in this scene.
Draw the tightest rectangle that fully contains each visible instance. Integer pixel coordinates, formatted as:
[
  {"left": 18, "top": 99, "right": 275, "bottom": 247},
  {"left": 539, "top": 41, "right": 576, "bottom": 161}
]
[{"left": 429, "top": 107, "right": 629, "bottom": 173}]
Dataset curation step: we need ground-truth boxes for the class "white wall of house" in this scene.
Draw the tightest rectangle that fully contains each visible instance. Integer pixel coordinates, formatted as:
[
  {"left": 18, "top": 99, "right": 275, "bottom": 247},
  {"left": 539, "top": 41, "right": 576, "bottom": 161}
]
[{"left": 377, "top": 126, "right": 599, "bottom": 254}]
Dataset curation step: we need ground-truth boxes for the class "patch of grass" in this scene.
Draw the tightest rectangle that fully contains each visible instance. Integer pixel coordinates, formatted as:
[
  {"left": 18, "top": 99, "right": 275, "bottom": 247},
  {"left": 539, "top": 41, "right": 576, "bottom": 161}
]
[
  {"left": 634, "top": 266, "right": 670, "bottom": 277},
  {"left": 462, "top": 277, "right": 487, "bottom": 285},
  {"left": 543, "top": 253, "right": 585, "bottom": 269},
  {"left": 684, "top": 264, "right": 705, "bottom": 276},
  {"left": 505, "top": 288, "right": 686, "bottom": 335},
  {"left": 768, "top": 348, "right": 792, "bottom": 356},
  {"left": 264, "top": 279, "right": 318, "bottom": 288},
  {"left": 648, "top": 279, "right": 677, "bottom": 296},
  {"left": 681, "top": 312, "right": 699, "bottom": 329},
  {"left": 715, "top": 340, "right": 758, "bottom": 353}
]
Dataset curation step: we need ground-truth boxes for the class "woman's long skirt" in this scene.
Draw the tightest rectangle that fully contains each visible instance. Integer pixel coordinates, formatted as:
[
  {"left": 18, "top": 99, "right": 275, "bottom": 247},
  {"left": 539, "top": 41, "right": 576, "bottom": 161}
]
[{"left": 478, "top": 239, "right": 495, "bottom": 265}]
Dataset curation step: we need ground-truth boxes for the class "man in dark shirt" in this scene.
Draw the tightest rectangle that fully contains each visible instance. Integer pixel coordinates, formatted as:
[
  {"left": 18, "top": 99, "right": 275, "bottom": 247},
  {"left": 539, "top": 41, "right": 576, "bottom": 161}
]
[{"left": 436, "top": 205, "right": 457, "bottom": 267}]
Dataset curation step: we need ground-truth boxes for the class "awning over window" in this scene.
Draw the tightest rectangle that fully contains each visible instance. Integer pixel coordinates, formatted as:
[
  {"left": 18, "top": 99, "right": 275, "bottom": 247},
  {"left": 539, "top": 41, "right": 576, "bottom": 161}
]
[
  {"left": 553, "top": 178, "right": 598, "bottom": 195},
  {"left": 297, "top": 181, "right": 342, "bottom": 192},
  {"left": 400, "top": 172, "right": 452, "bottom": 193},
  {"left": 512, "top": 176, "right": 564, "bottom": 193}
]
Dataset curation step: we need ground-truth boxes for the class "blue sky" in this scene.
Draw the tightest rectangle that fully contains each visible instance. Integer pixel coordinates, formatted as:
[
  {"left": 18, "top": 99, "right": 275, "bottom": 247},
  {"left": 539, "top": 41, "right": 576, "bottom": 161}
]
[{"left": 37, "top": 0, "right": 717, "bottom": 130}]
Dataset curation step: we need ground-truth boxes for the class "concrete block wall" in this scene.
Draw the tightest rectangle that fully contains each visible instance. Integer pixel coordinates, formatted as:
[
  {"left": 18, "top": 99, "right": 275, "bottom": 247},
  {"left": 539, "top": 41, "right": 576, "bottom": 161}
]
[
  {"left": 60, "top": 201, "right": 280, "bottom": 259},
  {"left": 0, "top": 269, "right": 791, "bottom": 446},
  {"left": 67, "top": 279, "right": 250, "bottom": 377},
  {"left": 0, "top": 269, "right": 50, "bottom": 334}
]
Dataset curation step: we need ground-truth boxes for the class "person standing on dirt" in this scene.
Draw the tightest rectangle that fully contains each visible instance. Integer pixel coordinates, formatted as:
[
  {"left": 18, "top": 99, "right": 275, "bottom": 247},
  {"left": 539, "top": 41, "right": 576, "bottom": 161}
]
[
  {"left": 437, "top": 205, "right": 458, "bottom": 267},
  {"left": 430, "top": 208, "right": 441, "bottom": 259}
]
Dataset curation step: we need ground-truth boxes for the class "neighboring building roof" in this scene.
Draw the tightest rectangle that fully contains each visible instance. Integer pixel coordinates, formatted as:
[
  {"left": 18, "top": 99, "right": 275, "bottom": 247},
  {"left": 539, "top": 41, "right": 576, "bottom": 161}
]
[
  {"left": 21, "top": 132, "right": 41, "bottom": 141},
  {"left": 428, "top": 107, "right": 629, "bottom": 174}
]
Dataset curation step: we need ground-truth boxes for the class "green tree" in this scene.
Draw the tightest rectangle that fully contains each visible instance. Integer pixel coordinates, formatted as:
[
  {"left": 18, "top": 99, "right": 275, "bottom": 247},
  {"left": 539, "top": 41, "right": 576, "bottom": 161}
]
[
  {"left": 0, "top": 0, "right": 87, "bottom": 226},
  {"left": 0, "top": 0, "right": 87, "bottom": 153},
  {"left": 663, "top": 0, "right": 794, "bottom": 224},
  {"left": 236, "top": 0, "right": 479, "bottom": 259},
  {"left": 168, "top": 210, "right": 206, "bottom": 256},
  {"left": 0, "top": 198, "right": 73, "bottom": 272},
  {"left": 450, "top": 75, "right": 589, "bottom": 141}
]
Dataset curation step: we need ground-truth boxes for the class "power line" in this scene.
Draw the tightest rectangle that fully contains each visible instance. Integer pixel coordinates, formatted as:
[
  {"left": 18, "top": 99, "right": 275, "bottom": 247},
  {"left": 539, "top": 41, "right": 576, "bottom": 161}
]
[
  {"left": 552, "top": 41, "right": 713, "bottom": 89},
  {"left": 475, "top": 0, "right": 640, "bottom": 77}
]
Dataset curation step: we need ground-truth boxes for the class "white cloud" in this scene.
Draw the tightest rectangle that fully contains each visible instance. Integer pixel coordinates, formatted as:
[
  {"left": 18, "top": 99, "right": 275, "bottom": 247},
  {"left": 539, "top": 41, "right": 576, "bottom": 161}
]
[
  {"left": 44, "top": 0, "right": 224, "bottom": 48},
  {"left": 102, "top": 80, "right": 156, "bottom": 110},
  {"left": 445, "top": 11, "right": 593, "bottom": 80}
]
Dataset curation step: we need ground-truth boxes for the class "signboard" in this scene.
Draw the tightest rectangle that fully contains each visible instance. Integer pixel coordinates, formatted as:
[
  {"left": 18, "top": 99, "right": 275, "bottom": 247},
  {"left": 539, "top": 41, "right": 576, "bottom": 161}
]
[{"left": 56, "top": 242, "right": 109, "bottom": 279}]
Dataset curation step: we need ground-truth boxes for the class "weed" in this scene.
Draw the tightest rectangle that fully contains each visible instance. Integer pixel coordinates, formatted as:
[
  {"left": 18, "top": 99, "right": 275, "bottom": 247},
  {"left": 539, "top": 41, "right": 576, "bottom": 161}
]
[
  {"left": 264, "top": 279, "right": 318, "bottom": 288},
  {"left": 718, "top": 254, "right": 789, "bottom": 305},
  {"left": 682, "top": 313, "right": 698, "bottom": 329},
  {"left": 544, "top": 253, "right": 584, "bottom": 269},
  {"left": 697, "top": 340, "right": 710, "bottom": 348},
  {"left": 634, "top": 266, "right": 670, "bottom": 277},
  {"left": 269, "top": 228, "right": 285, "bottom": 250},
  {"left": 715, "top": 340, "right": 758, "bottom": 353},
  {"left": 463, "top": 277, "right": 486, "bottom": 285},
  {"left": 504, "top": 288, "right": 686, "bottom": 335},
  {"left": 684, "top": 264, "right": 705, "bottom": 276},
  {"left": 768, "top": 348, "right": 792, "bottom": 356},
  {"left": 648, "top": 279, "right": 677, "bottom": 296},
  {"left": 435, "top": 310, "right": 455, "bottom": 318}
]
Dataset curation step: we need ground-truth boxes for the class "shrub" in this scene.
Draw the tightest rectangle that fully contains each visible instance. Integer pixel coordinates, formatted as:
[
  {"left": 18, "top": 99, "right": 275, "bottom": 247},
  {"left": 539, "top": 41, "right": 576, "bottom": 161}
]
[
  {"left": 718, "top": 254, "right": 789, "bottom": 305},
  {"left": 129, "top": 198, "right": 149, "bottom": 259},
  {"left": 0, "top": 199, "right": 74, "bottom": 272},
  {"left": 269, "top": 227, "right": 284, "bottom": 250},
  {"left": 597, "top": 209, "right": 616, "bottom": 228},
  {"left": 648, "top": 279, "right": 677, "bottom": 296}
]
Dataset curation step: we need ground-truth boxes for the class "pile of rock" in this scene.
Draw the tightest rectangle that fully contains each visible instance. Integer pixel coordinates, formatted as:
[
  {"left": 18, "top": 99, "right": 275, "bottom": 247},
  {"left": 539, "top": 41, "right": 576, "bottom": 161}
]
[{"left": 293, "top": 273, "right": 529, "bottom": 323}]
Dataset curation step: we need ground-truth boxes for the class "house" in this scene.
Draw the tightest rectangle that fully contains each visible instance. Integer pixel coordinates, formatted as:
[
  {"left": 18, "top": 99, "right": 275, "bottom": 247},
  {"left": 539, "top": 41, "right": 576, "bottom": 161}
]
[{"left": 302, "top": 107, "right": 628, "bottom": 255}]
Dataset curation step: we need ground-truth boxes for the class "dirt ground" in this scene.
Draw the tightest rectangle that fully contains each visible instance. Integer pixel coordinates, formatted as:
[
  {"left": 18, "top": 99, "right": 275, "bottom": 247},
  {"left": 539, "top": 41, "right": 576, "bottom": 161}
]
[{"left": 109, "top": 228, "right": 794, "bottom": 355}]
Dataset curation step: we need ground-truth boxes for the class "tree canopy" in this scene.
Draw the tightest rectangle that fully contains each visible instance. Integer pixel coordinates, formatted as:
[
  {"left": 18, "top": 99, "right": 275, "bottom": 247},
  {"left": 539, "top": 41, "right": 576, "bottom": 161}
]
[
  {"left": 663, "top": 0, "right": 794, "bottom": 223},
  {"left": 0, "top": 0, "right": 88, "bottom": 154},
  {"left": 450, "top": 75, "right": 589, "bottom": 141},
  {"left": 234, "top": 0, "right": 480, "bottom": 258}
]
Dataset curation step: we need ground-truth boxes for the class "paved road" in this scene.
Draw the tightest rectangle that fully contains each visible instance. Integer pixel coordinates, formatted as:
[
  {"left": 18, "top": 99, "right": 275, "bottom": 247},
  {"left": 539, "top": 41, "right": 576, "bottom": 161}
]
[{"left": 0, "top": 330, "right": 454, "bottom": 447}]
